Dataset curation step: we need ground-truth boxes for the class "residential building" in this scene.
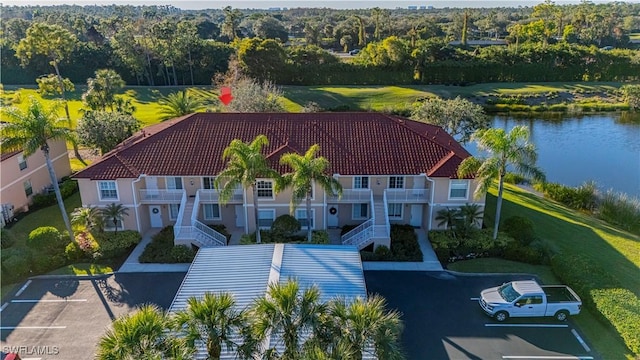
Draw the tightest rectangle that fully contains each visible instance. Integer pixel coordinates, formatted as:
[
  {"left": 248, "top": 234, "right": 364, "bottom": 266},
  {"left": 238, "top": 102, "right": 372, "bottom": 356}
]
[
  {"left": 1, "top": 139, "right": 71, "bottom": 214},
  {"left": 73, "top": 113, "right": 484, "bottom": 249}
]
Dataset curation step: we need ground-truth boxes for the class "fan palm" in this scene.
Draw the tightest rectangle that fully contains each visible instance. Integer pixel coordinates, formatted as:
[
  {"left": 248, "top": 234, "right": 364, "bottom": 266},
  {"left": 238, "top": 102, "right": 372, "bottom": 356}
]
[
  {"left": 1, "top": 98, "right": 74, "bottom": 242},
  {"left": 326, "top": 295, "right": 404, "bottom": 360},
  {"left": 96, "top": 304, "right": 190, "bottom": 360},
  {"left": 214, "top": 135, "right": 279, "bottom": 244},
  {"left": 101, "top": 203, "right": 129, "bottom": 234},
  {"left": 459, "top": 203, "right": 483, "bottom": 228},
  {"left": 158, "top": 90, "right": 204, "bottom": 120},
  {"left": 71, "top": 205, "right": 104, "bottom": 232},
  {"left": 458, "top": 126, "right": 545, "bottom": 239},
  {"left": 251, "top": 280, "right": 326, "bottom": 359},
  {"left": 174, "top": 292, "right": 247, "bottom": 360},
  {"left": 277, "top": 144, "right": 343, "bottom": 242}
]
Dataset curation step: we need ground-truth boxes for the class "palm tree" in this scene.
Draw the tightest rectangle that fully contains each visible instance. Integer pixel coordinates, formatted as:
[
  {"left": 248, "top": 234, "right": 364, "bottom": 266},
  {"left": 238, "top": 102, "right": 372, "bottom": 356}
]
[
  {"left": 458, "top": 126, "right": 545, "bottom": 239},
  {"left": 277, "top": 144, "right": 343, "bottom": 242},
  {"left": 251, "top": 280, "right": 326, "bottom": 359},
  {"left": 173, "top": 292, "right": 247, "bottom": 360},
  {"left": 71, "top": 205, "right": 104, "bottom": 232},
  {"left": 214, "top": 135, "right": 279, "bottom": 244},
  {"left": 435, "top": 208, "right": 460, "bottom": 231},
  {"left": 101, "top": 203, "right": 129, "bottom": 234},
  {"left": 326, "top": 295, "right": 404, "bottom": 360},
  {"left": 158, "top": 90, "right": 204, "bottom": 120},
  {"left": 1, "top": 98, "right": 74, "bottom": 242},
  {"left": 459, "top": 203, "right": 483, "bottom": 228},
  {"left": 96, "top": 304, "right": 191, "bottom": 360}
]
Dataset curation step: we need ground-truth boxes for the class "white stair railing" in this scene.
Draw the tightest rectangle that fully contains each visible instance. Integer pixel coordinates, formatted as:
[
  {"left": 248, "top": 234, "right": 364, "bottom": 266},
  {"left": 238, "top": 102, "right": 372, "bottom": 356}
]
[
  {"left": 382, "top": 191, "right": 391, "bottom": 237},
  {"left": 190, "top": 190, "right": 226, "bottom": 247},
  {"left": 173, "top": 190, "right": 188, "bottom": 239}
]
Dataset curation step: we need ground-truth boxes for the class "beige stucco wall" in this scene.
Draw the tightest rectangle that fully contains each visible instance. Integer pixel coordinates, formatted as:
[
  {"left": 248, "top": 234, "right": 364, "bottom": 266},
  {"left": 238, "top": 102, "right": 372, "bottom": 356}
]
[{"left": 0, "top": 139, "right": 71, "bottom": 212}]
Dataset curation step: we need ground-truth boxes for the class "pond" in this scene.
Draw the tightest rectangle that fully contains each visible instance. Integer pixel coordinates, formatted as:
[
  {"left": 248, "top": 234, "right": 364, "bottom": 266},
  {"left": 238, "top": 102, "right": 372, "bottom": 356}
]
[{"left": 467, "top": 113, "right": 640, "bottom": 198}]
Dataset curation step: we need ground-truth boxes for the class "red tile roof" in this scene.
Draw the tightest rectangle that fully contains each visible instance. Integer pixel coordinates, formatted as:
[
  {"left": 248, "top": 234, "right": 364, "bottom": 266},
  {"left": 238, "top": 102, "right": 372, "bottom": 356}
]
[{"left": 73, "top": 113, "right": 472, "bottom": 180}]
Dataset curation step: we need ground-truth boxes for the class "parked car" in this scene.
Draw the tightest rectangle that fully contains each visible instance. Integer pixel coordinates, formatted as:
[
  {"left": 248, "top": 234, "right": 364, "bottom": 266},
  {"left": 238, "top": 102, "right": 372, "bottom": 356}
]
[
  {"left": 348, "top": 49, "right": 360, "bottom": 55},
  {"left": 479, "top": 280, "right": 582, "bottom": 322}
]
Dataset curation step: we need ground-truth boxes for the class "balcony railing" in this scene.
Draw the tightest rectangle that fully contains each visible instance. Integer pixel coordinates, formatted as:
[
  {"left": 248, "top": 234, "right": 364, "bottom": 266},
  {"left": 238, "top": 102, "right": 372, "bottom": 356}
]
[
  {"left": 139, "top": 189, "right": 184, "bottom": 203},
  {"left": 384, "top": 189, "right": 429, "bottom": 203},
  {"left": 197, "top": 189, "right": 244, "bottom": 203},
  {"left": 327, "top": 189, "right": 372, "bottom": 203}
]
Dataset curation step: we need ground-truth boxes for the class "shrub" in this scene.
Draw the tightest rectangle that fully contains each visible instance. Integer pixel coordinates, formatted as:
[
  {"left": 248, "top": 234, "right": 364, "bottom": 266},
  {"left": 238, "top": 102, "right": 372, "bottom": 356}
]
[
  {"left": 75, "top": 231, "right": 99, "bottom": 257},
  {"left": 1, "top": 228, "right": 15, "bottom": 249},
  {"left": 598, "top": 190, "right": 640, "bottom": 233},
  {"left": 94, "top": 230, "right": 141, "bottom": 259},
  {"left": 540, "top": 181, "right": 597, "bottom": 211},
  {"left": 502, "top": 241, "right": 546, "bottom": 265},
  {"left": 59, "top": 179, "right": 79, "bottom": 198},
  {"left": 311, "top": 230, "right": 330, "bottom": 244},
  {"left": 170, "top": 245, "right": 196, "bottom": 263},
  {"left": 429, "top": 229, "right": 513, "bottom": 263},
  {"left": 1, "top": 248, "right": 32, "bottom": 281},
  {"left": 32, "top": 254, "right": 66, "bottom": 273},
  {"left": 27, "top": 226, "right": 65, "bottom": 253},
  {"left": 271, "top": 214, "right": 301, "bottom": 237},
  {"left": 551, "top": 254, "right": 640, "bottom": 355},
  {"left": 341, "top": 224, "right": 358, "bottom": 236},
  {"left": 502, "top": 216, "right": 536, "bottom": 245},
  {"left": 31, "top": 192, "right": 57, "bottom": 209},
  {"left": 374, "top": 245, "right": 392, "bottom": 260},
  {"left": 65, "top": 241, "right": 85, "bottom": 261},
  {"left": 209, "top": 224, "right": 232, "bottom": 242},
  {"left": 390, "top": 224, "right": 422, "bottom": 261},
  {"left": 503, "top": 172, "right": 526, "bottom": 184}
]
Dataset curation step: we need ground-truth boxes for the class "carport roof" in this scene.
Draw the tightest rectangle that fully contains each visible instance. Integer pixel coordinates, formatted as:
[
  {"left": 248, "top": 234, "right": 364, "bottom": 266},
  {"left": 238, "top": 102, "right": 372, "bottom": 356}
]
[{"left": 169, "top": 243, "right": 368, "bottom": 359}]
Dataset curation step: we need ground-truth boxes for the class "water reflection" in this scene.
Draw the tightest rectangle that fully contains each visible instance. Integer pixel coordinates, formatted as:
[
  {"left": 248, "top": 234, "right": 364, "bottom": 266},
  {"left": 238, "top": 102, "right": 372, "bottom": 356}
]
[{"left": 467, "top": 113, "right": 640, "bottom": 197}]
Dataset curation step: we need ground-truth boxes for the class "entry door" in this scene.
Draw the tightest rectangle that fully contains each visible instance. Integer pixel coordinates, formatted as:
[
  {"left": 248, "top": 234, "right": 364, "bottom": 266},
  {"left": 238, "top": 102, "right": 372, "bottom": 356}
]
[
  {"left": 146, "top": 176, "right": 159, "bottom": 198},
  {"left": 235, "top": 205, "right": 245, "bottom": 228},
  {"left": 410, "top": 205, "right": 422, "bottom": 227},
  {"left": 328, "top": 206, "right": 339, "bottom": 227},
  {"left": 149, "top": 206, "right": 163, "bottom": 228}
]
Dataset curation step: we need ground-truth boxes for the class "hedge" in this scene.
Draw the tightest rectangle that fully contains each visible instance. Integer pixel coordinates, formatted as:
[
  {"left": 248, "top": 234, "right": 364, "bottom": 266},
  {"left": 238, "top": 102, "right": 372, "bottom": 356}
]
[
  {"left": 551, "top": 254, "right": 640, "bottom": 355},
  {"left": 94, "top": 230, "right": 141, "bottom": 259},
  {"left": 139, "top": 226, "right": 196, "bottom": 263}
]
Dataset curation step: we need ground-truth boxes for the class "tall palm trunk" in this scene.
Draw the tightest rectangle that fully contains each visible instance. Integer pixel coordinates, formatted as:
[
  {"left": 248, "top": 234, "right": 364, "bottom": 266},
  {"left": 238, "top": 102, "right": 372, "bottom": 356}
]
[
  {"left": 43, "top": 146, "right": 74, "bottom": 242},
  {"left": 306, "top": 193, "right": 312, "bottom": 242},
  {"left": 53, "top": 63, "right": 86, "bottom": 165},
  {"left": 253, "top": 184, "right": 262, "bottom": 244},
  {"left": 493, "top": 173, "right": 505, "bottom": 240},
  {"left": 188, "top": 50, "right": 194, "bottom": 85}
]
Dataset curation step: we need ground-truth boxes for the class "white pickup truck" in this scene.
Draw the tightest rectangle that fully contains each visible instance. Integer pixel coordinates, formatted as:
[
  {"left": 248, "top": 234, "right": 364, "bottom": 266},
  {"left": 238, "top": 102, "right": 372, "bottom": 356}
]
[{"left": 479, "top": 280, "right": 582, "bottom": 322}]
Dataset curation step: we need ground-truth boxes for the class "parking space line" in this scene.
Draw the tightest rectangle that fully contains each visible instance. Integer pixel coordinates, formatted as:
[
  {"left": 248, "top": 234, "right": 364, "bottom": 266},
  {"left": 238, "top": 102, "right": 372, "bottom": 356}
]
[
  {"left": 571, "top": 329, "right": 591, "bottom": 352},
  {"left": 15, "top": 280, "right": 32, "bottom": 297},
  {"left": 470, "top": 297, "right": 479, "bottom": 301},
  {"left": 502, "top": 356, "right": 593, "bottom": 359},
  {"left": 1, "top": 326, "right": 67, "bottom": 330},
  {"left": 0, "top": 302, "right": 8, "bottom": 312},
  {"left": 486, "top": 323, "right": 569, "bottom": 328},
  {"left": 11, "top": 299, "right": 87, "bottom": 303}
]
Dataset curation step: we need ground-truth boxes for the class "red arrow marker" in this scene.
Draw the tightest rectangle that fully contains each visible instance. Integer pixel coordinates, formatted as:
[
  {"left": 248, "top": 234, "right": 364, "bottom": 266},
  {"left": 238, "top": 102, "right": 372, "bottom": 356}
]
[{"left": 219, "top": 87, "right": 233, "bottom": 105}]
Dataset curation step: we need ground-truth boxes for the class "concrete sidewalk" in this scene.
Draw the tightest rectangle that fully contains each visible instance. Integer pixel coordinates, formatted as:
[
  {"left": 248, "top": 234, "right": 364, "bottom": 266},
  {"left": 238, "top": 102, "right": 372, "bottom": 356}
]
[
  {"left": 362, "top": 229, "right": 443, "bottom": 271},
  {"left": 118, "top": 229, "right": 191, "bottom": 273}
]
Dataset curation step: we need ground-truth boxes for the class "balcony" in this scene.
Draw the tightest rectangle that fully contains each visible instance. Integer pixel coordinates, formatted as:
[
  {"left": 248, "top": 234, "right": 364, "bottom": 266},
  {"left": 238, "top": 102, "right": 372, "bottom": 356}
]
[
  {"left": 384, "top": 189, "right": 430, "bottom": 203},
  {"left": 327, "top": 189, "right": 372, "bottom": 203},
  {"left": 197, "top": 189, "right": 244, "bottom": 204},
  {"left": 139, "top": 189, "right": 184, "bottom": 203}
]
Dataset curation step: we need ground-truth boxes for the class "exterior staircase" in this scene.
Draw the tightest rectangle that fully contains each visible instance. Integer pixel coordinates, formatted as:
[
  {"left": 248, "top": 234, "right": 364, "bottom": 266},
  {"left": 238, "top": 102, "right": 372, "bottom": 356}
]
[
  {"left": 342, "top": 193, "right": 391, "bottom": 250},
  {"left": 174, "top": 193, "right": 226, "bottom": 248}
]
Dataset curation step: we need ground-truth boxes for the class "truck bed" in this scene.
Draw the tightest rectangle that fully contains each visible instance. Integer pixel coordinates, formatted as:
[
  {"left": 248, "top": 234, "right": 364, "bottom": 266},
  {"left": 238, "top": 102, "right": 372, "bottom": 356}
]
[{"left": 543, "top": 286, "right": 580, "bottom": 303}]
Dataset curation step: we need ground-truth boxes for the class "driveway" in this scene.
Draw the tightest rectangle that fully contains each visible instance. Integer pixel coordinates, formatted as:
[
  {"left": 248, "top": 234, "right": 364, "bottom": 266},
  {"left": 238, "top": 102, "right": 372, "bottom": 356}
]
[
  {"left": 365, "top": 271, "right": 595, "bottom": 360},
  {"left": 1, "top": 272, "right": 185, "bottom": 360}
]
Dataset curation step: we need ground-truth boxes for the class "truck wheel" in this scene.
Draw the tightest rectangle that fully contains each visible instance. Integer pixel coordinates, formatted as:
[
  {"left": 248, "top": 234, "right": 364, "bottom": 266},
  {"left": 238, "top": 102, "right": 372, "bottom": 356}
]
[
  {"left": 495, "top": 311, "right": 509, "bottom": 322},
  {"left": 555, "top": 310, "right": 569, "bottom": 322}
]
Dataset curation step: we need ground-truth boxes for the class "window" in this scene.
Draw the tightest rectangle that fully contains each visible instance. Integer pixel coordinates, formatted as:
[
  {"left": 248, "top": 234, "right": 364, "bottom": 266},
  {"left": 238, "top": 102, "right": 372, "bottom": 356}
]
[
  {"left": 354, "top": 176, "right": 369, "bottom": 189},
  {"left": 352, "top": 203, "right": 368, "bottom": 219},
  {"left": 449, "top": 180, "right": 469, "bottom": 199},
  {"left": 166, "top": 177, "right": 183, "bottom": 190},
  {"left": 258, "top": 209, "right": 275, "bottom": 228},
  {"left": 295, "top": 209, "right": 314, "bottom": 229},
  {"left": 256, "top": 180, "right": 273, "bottom": 198},
  {"left": 98, "top": 181, "right": 118, "bottom": 200},
  {"left": 105, "top": 219, "right": 124, "bottom": 231},
  {"left": 23, "top": 180, "right": 33, "bottom": 196},
  {"left": 169, "top": 204, "right": 180, "bottom": 220},
  {"left": 203, "top": 204, "right": 221, "bottom": 220},
  {"left": 17, "top": 154, "right": 27, "bottom": 171},
  {"left": 387, "top": 203, "right": 403, "bottom": 219},
  {"left": 203, "top": 177, "right": 216, "bottom": 189},
  {"left": 388, "top": 176, "right": 404, "bottom": 189}
]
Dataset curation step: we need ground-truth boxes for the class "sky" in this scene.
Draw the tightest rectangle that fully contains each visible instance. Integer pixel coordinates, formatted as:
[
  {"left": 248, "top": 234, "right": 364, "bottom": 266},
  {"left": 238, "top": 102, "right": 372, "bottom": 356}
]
[{"left": 1, "top": 0, "right": 635, "bottom": 9}]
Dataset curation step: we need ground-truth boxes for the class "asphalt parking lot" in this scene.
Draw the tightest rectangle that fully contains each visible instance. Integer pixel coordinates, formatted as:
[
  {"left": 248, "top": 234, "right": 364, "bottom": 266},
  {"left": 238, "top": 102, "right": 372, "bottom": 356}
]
[
  {"left": 365, "top": 271, "right": 595, "bottom": 360},
  {"left": 0, "top": 272, "right": 185, "bottom": 360}
]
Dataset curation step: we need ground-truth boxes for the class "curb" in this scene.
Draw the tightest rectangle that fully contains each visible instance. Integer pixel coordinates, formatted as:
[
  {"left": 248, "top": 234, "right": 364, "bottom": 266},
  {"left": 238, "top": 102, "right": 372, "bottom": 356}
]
[{"left": 28, "top": 273, "right": 114, "bottom": 280}]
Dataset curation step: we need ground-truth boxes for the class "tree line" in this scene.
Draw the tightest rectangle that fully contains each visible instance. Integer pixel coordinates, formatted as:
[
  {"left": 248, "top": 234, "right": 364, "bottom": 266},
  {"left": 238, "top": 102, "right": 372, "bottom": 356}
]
[{"left": 2, "top": 1, "right": 639, "bottom": 86}]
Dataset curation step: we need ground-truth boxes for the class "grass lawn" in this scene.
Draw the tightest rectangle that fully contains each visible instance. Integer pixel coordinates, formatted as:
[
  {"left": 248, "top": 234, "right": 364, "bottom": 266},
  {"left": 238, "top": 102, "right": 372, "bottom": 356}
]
[
  {"left": 453, "top": 184, "right": 639, "bottom": 359},
  {"left": 448, "top": 258, "right": 560, "bottom": 284}
]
